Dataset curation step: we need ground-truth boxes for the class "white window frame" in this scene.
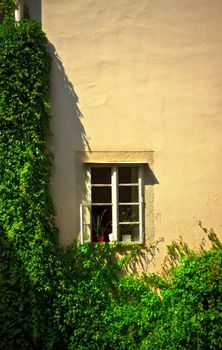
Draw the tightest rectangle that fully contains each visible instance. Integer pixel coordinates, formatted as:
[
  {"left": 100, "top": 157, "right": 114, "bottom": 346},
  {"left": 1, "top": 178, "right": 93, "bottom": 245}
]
[{"left": 81, "top": 163, "right": 144, "bottom": 244}]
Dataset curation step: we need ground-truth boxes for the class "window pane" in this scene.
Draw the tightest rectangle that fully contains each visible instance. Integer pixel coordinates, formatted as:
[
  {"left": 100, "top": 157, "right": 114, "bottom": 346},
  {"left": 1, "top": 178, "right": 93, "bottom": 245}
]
[
  {"left": 119, "top": 205, "right": 139, "bottom": 222},
  {"left": 119, "top": 224, "right": 140, "bottom": 242},
  {"left": 119, "top": 186, "right": 138, "bottom": 203},
  {"left": 92, "top": 206, "right": 112, "bottom": 242},
  {"left": 92, "top": 187, "right": 111, "bottom": 203},
  {"left": 118, "top": 167, "right": 138, "bottom": 183},
  {"left": 91, "top": 167, "right": 111, "bottom": 184}
]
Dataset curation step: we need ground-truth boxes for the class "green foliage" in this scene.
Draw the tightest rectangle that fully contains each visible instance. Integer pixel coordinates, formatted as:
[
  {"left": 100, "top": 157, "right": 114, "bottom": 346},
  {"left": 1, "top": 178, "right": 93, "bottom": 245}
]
[
  {"left": 0, "top": 16, "right": 221, "bottom": 350},
  {"left": 92, "top": 208, "right": 111, "bottom": 238},
  {"left": 141, "top": 246, "right": 222, "bottom": 350},
  {"left": 0, "top": 18, "right": 63, "bottom": 349},
  {"left": 0, "top": 0, "right": 18, "bottom": 16}
]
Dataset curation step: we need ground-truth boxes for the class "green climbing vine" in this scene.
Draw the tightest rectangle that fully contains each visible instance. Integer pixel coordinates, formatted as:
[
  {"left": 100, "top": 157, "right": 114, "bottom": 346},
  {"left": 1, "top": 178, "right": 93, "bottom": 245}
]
[
  {"left": 0, "top": 0, "right": 17, "bottom": 16},
  {"left": 0, "top": 16, "right": 66, "bottom": 350}
]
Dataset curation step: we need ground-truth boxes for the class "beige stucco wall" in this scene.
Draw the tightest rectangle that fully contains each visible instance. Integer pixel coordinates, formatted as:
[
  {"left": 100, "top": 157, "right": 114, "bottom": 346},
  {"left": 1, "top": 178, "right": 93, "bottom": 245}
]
[{"left": 41, "top": 0, "right": 222, "bottom": 270}]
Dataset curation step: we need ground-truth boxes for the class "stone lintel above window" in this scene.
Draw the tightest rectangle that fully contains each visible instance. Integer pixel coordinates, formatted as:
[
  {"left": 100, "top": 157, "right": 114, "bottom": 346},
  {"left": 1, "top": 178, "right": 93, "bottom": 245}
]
[{"left": 75, "top": 151, "right": 154, "bottom": 164}]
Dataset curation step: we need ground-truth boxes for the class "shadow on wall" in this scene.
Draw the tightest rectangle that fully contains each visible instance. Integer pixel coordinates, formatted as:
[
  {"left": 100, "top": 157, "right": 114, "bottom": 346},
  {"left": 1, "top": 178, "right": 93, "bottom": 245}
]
[
  {"left": 25, "top": 0, "right": 41, "bottom": 22},
  {"left": 123, "top": 237, "right": 164, "bottom": 275},
  {"left": 144, "top": 164, "right": 159, "bottom": 186},
  {"left": 48, "top": 42, "right": 90, "bottom": 245}
]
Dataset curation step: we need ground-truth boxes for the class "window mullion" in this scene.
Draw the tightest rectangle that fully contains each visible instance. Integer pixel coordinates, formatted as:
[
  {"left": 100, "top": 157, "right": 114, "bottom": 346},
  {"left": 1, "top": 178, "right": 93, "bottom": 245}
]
[{"left": 111, "top": 165, "right": 118, "bottom": 240}]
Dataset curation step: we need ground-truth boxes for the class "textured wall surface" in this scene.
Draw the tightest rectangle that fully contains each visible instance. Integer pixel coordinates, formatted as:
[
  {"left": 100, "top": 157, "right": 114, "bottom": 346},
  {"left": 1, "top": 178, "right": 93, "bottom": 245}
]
[{"left": 42, "top": 0, "right": 222, "bottom": 269}]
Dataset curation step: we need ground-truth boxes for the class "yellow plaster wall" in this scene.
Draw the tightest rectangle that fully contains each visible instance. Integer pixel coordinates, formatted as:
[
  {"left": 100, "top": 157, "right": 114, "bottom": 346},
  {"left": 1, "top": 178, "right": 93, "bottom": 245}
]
[{"left": 42, "top": 0, "right": 222, "bottom": 269}]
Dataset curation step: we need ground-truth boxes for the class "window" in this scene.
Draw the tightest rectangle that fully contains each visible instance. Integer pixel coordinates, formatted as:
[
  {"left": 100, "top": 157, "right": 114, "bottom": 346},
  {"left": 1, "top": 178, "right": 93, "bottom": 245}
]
[{"left": 81, "top": 164, "right": 144, "bottom": 243}]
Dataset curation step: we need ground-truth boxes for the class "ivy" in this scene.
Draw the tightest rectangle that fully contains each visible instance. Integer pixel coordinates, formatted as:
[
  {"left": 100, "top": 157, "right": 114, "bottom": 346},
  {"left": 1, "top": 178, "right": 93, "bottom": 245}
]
[
  {"left": 0, "top": 18, "right": 64, "bottom": 350},
  {"left": 0, "top": 0, "right": 18, "bottom": 16}
]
